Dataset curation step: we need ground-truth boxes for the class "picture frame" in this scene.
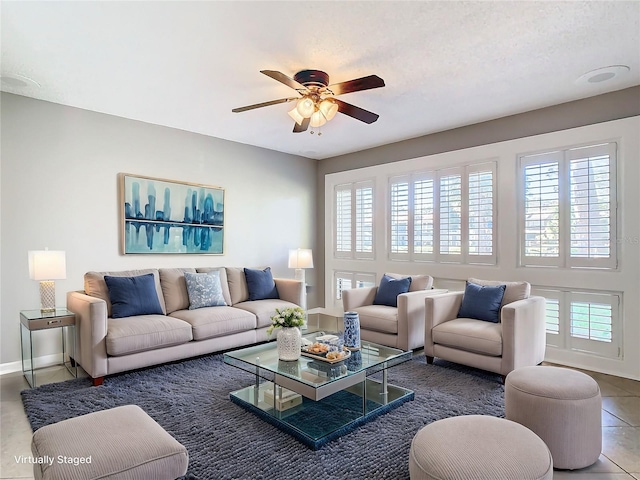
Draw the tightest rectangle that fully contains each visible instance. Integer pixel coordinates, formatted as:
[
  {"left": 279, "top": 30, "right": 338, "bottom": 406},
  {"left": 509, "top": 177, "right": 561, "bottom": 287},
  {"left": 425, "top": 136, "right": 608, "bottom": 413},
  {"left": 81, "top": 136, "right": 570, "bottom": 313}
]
[{"left": 120, "top": 173, "right": 224, "bottom": 254}]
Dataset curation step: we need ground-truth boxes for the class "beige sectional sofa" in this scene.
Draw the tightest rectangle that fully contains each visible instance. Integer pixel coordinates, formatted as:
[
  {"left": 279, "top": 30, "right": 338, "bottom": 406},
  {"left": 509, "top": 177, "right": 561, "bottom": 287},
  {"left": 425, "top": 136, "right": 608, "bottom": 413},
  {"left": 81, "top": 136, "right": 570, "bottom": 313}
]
[{"left": 67, "top": 267, "right": 303, "bottom": 385}]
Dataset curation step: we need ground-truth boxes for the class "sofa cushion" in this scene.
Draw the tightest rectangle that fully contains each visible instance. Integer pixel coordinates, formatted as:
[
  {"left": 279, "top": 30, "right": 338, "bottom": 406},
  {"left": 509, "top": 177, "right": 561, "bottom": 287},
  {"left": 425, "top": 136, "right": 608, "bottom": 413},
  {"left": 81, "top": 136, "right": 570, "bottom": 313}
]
[
  {"left": 432, "top": 317, "right": 503, "bottom": 356},
  {"left": 159, "top": 268, "right": 196, "bottom": 314},
  {"left": 106, "top": 315, "right": 193, "bottom": 356},
  {"left": 244, "top": 267, "right": 279, "bottom": 301},
  {"left": 233, "top": 299, "right": 298, "bottom": 329},
  {"left": 169, "top": 306, "right": 256, "bottom": 341},
  {"left": 387, "top": 273, "right": 434, "bottom": 291},
  {"left": 104, "top": 274, "right": 165, "bottom": 319},
  {"left": 457, "top": 281, "right": 506, "bottom": 323},
  {"left": 225, "top": 267, "right": 249, "bottom": 305},
  {"left": 468, "top": 278, "right": 530, "bottom": 308},
  {"left": 185, "top": 271, "right": 227, "bottom": 309},
  {"left": 196, "top": 267, "right": 232, "bottom": 306},
  {"left": 353, "top": 305, "right": 398, "bottom": 334},
  {"left": 374, "top": 275, "right": 411, "bottom": 308},
  {"left": 85, "top": 269, "right": 167, "bottom": 317}
]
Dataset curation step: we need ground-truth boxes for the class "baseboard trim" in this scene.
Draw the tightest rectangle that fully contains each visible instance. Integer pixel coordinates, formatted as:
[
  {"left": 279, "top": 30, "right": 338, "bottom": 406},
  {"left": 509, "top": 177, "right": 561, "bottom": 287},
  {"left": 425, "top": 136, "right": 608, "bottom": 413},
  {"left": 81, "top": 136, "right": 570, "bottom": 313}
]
[{"left": 0, "top": 353, "right": 63, "bottom": 376}]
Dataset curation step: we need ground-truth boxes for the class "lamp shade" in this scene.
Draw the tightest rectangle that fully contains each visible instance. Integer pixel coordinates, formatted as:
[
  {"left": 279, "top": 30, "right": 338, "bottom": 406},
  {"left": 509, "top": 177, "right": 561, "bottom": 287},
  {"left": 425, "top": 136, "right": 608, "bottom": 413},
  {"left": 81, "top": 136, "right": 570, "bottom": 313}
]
[
  {"left": 309, "top": 110, "right": 327, "bottom": 128},
  {"left": 288, "top": 249, "right": 314, "bottom": 269},
  {"left": 28, "top": 250, "right": 66, "bottom": 280},
  {"left": 319, "top": 98, "right": 338, "bottom": 121},
  {"left": 295, "top": 97, "right": 315, "bottom": 118},
  {"left": 287, "top": 107, "right": 305, "bottom": 125}
]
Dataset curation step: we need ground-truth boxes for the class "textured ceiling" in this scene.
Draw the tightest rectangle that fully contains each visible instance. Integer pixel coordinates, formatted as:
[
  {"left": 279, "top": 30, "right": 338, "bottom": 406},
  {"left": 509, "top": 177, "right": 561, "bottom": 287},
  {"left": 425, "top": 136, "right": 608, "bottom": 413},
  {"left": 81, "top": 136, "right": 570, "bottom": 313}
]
[{"left": 2, "top": 1, "right": 639, "bottom": 160}]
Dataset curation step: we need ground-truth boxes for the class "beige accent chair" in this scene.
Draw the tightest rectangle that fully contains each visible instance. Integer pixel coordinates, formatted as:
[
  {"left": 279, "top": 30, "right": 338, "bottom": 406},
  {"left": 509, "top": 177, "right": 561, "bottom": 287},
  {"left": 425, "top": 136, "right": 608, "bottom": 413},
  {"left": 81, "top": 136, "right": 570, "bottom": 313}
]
[
  {"left": 424, "top": 278, "right": 546, "bottom": 380},
  {"left": 342, "top": 273, "right": 435, "bottom": 351}
]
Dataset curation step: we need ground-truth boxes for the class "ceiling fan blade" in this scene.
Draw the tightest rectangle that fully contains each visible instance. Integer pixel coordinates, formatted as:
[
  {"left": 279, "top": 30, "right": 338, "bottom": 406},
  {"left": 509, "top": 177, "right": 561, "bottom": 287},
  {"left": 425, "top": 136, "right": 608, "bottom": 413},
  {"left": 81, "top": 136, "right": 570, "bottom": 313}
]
[
  {"left": 261, "top": 70, "right": 307, "bottom": 91},
  {"left": 232, "top": 97, "right": 297, "bottom": 113},
  {"left": 293, "top": 117, "right": 310, "bottom": 133},
  {"left": 334, "top": 99, "right": 379, "bottom": 124},
  {"left": 327, "top": 75, "right": 385, "bottom": 96}
]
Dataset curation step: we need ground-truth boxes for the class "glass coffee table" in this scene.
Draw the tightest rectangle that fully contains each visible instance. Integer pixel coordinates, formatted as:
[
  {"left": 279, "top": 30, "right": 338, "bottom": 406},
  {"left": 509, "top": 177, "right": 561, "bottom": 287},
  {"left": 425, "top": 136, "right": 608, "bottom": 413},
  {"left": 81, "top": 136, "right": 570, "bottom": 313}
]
[{"left": 223, "top": 330, "right": 414, "bottom": 449}]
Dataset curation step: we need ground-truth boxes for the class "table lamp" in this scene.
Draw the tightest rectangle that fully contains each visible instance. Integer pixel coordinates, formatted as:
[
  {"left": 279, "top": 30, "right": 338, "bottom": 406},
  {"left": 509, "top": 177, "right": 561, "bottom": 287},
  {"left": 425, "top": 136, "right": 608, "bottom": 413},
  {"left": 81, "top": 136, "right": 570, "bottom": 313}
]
[
  {"left": 288, "top": 248, "right": 313, "bottom": 328},
  {"left": 28, "top": 249, "right": 66, "bottom": 313}
]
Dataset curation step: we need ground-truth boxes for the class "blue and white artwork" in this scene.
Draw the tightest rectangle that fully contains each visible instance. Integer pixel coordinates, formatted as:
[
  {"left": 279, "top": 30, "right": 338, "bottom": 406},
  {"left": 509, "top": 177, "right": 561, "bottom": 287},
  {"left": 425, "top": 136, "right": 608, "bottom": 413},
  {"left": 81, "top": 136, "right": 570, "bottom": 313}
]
[{"left": 121, "top": 174, "right": 224, "bottom": 254}]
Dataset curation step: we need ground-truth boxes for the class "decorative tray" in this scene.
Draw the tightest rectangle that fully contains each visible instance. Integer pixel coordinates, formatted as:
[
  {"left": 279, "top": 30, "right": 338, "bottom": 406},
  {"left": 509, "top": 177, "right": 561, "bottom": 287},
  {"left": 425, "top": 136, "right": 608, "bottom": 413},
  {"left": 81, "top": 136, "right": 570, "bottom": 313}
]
[{"left": 300, "top": 347, "right": 351, "bottom": 364}]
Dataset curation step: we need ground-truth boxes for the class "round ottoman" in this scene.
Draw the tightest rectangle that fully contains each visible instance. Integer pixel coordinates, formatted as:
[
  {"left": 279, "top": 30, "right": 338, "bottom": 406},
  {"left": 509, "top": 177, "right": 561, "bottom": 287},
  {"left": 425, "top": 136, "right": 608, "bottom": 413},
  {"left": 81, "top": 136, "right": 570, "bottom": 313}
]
[
  {"left": 505, "top": 366, "right": 602, "bottom": 470},
  {"left": 409, "top": 415, "right": 553, "bottom": 480}
]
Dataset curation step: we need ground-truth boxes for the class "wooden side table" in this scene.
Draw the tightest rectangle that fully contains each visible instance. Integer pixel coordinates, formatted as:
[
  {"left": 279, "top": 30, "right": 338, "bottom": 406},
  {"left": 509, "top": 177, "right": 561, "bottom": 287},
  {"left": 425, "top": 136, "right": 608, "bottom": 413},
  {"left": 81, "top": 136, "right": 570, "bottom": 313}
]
[{"left": 20, "top": 308, "right": 77, "bottom": 388}]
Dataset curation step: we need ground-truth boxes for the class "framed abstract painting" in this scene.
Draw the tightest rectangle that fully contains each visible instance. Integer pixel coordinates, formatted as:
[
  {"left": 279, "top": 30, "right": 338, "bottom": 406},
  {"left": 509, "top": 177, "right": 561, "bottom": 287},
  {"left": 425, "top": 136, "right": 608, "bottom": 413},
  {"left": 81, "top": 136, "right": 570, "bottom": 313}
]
[{"left": 120, "top": 173, "right": 224, "bottom": 254}]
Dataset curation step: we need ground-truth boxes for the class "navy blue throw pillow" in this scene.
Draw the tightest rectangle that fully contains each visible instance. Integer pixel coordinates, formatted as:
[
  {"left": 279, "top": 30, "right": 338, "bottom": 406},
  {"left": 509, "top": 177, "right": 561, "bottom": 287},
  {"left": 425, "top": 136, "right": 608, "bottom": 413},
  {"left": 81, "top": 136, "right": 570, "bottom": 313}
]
[
  {"left": 104, "top": 273, "right": 164, "bottom": 318},
  {"left": 373, "top": 274, "right": 412, "bottom": 308},
  {"left": 457, "top": 281, "right": 506, "bottom": 323},
  {"left": 244, "top": 267, "right": 279, "bottom": 301}
]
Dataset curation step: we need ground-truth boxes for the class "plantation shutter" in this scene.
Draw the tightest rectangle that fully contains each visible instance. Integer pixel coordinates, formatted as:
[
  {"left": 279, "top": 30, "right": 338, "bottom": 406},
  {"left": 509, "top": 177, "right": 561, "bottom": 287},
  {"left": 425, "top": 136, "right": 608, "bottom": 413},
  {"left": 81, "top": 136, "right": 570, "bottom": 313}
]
[
  {"left": 413, "top": 173, "right": 435, "bottom": 261},
  {"left": 389, "top": 176, "right": 410, "bottom": 258},
  {"left": 355, "top": 181, "right": 374, "bottom": 258},
  {"left": 438, "top": 168, "right": 462, "bottom": 260},
  {"left": 335, "top": 272, "right": 353, "bottom": 300},
  {"left": 521, "top": 152, "right": 563, "bottom": 266},
  {"left": 335, "top": 185, "right": 352, "bottom": 257},
  {"left": 467, "top": 163, "right": 496, "bottom": 264},
  {"left": 566, "top": 143, "right": 617, "bottom": 269},
  {"left": 520, "top": 143, "right": 617, "bottom": 269},
  {"left": 569, "top": 292, "right": 620, "bottom": 358}
]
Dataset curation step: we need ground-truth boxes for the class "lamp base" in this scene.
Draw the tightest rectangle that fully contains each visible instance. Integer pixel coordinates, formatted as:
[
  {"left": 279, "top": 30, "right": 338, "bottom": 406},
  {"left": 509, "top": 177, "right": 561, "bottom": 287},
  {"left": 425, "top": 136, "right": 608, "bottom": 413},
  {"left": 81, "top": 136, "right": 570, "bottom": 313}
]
[
  {"left": 39, "top": 281, "right": 56, "bottom": 313},
  {"left": 294, "top": 269, "right": 308, "bottom": 330}
]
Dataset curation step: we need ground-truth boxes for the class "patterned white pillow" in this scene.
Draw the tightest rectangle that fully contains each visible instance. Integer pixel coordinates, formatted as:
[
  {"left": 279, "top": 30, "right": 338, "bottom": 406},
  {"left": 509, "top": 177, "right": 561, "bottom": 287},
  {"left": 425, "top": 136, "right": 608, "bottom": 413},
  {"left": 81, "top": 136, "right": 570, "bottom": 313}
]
[{"left": 184, "top": 271, "right": 227, "bottom": 309}]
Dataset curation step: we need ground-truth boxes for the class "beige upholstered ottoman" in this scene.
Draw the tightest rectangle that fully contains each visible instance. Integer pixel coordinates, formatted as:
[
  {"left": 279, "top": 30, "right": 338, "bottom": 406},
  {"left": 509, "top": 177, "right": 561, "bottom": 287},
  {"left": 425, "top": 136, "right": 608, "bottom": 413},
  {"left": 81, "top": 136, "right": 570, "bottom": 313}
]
[
  {"left": 409, "top": 415, "right": 553, "bottom": 480},
  {"left": 505, "top": 365, "right": 602, "bottom": 470},
  {"left": 31, "top": 405, "right": 188, "bottom": 480}
]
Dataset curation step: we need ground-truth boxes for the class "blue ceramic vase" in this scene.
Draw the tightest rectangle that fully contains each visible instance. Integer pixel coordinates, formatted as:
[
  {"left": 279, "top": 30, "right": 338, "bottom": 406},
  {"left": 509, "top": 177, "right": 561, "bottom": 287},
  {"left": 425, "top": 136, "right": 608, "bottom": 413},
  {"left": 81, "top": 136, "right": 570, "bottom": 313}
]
[{"left": 343, "top": 311, "right": 361, "bottom": 349}]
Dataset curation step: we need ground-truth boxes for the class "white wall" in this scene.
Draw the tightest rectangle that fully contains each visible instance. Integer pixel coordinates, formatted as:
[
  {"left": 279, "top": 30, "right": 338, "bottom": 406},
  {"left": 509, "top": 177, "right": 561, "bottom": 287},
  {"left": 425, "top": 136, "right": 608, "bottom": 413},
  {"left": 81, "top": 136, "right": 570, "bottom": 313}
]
[
  {"left": 0, "top": 93, "right": 317, "bottom": 367},
  {"left": 325, "top": 117, "right": 640, "bottom": 380}
]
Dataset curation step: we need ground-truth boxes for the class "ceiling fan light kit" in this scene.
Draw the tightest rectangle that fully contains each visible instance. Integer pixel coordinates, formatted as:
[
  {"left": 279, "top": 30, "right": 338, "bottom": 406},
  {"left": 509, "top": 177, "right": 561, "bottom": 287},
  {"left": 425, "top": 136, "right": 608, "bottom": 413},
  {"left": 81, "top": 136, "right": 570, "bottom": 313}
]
[{"left": 232, "top": 69, "right": 385, "bottom": 134}]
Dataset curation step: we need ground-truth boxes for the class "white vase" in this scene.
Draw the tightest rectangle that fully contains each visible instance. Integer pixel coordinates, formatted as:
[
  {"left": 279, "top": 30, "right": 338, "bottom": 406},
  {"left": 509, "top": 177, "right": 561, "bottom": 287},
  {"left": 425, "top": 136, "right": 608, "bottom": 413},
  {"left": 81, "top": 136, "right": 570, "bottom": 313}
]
[{"left": 277, "top": 327, "right": 301, "bottom": 361}]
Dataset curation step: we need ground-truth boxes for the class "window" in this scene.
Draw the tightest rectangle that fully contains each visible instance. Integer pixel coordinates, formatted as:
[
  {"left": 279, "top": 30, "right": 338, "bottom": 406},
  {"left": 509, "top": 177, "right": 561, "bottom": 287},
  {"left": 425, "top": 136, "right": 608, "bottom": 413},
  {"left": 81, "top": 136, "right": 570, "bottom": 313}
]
[
  {"left": 390, "top": 179, "right": 409, "bottom": 254},
  {"left": 334, "top": 181, "right": 374, "bottom": 259},
  {"left": 335, "top": 187, "right": 351, "bottom": 254},
  {"left": 519, "top": 142, "right": 617, "bottom": 269},
  {"left": 468, "top": 169, "right": 494, "bottom": 256},
  {"left": 533, "top": 287, "right": 621, "bottom": 359},
  {"left": 438, "top": 170, "right": 462, "bottom": 258},
  {"left": 413, "top": 176, "right": 435, "bottom": 256},
  {"left": 389, "top": 162, "right": 496, "bottom": 264}
]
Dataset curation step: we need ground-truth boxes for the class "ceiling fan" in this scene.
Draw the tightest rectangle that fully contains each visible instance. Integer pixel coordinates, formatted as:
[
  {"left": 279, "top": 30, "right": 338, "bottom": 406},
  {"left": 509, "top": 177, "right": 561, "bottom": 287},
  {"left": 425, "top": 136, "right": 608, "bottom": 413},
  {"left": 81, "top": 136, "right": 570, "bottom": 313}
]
[{"left": 232, "top": 70, "right": 385, "bottom": 133}]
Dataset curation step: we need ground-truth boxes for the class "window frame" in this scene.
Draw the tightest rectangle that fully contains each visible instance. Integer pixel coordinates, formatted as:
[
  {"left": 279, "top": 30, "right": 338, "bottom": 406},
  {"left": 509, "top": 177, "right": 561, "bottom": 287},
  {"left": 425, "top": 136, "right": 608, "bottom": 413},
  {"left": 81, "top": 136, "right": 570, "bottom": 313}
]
[
  {"left": 387, "top": 161, "right": 496, "bottom": 265},
  {"left": 518, "top": 142, "right": 618, "bottom": 269},
  {"left": 333, "top": 179, "right": 375, "bottom": 260},
  {"left": 532, "top": 286, "right": 622, "bottom": 360}
]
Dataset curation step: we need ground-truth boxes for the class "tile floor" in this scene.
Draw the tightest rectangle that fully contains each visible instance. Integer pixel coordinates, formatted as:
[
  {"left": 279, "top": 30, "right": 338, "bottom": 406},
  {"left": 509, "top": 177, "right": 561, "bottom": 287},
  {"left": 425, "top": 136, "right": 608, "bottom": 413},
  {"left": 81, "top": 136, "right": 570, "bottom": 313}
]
[{"left": 1, "top": 364, "right": 638, "bottom": 479}]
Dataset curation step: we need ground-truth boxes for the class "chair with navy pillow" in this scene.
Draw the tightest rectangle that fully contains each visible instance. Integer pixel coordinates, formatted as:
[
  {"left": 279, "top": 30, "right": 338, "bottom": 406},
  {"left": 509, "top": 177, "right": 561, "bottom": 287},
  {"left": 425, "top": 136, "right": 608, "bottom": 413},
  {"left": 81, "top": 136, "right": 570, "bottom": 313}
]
[
  {"left": 342, "top": 273, "right": 435, "bottom": 351},
  {"left": 424, "top": 278, "right": 546, "bottom": 382}
]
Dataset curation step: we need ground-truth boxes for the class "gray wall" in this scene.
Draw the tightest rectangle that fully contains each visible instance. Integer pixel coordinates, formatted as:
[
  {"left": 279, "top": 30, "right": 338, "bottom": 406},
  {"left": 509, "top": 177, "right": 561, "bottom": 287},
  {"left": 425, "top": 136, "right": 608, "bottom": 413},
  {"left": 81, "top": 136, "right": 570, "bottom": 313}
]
[
  {"left": 315, "top": 86, "right": 640, "bottom": 304},
  {"left": 0, "top": 93, "right": 317, "bottom": 366}
]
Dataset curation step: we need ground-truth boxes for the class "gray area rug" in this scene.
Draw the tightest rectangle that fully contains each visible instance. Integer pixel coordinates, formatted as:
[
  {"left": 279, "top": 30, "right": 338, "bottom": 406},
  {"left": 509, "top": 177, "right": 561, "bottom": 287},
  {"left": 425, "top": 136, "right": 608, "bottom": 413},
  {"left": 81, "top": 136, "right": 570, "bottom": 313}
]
[{"left": 21, "top": 354, "right": 505, "bottom": 480}]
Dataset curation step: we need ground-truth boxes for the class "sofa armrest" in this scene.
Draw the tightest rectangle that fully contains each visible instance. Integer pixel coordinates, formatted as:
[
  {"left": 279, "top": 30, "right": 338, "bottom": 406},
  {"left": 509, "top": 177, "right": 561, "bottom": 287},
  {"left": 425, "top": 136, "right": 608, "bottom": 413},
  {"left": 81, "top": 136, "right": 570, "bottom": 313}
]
[
  {"left": 342, "top": 286, "right": 377, "bottom": 311},
  {"left": 397, "top": 290, "right": 445, "bottom": 351},
  {"left": 274, "top": 278, "right": 304, "bottom": 306},
  {"left": 424, "top": 292, "right": 464, "bottom": 356},
  {"left": 501, "top": 296, "right": 547, "bottom": 373},
  {"left": 66, "top": 291, "right": 109, "bottom": 380}
]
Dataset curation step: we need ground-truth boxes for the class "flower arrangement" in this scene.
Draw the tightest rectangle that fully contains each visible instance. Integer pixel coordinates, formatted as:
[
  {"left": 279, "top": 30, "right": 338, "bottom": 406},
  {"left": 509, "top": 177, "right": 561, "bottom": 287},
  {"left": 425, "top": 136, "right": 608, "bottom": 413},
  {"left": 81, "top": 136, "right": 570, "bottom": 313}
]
[{"left": 267, "top": 306, "right": 305, "bottom": 335}]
